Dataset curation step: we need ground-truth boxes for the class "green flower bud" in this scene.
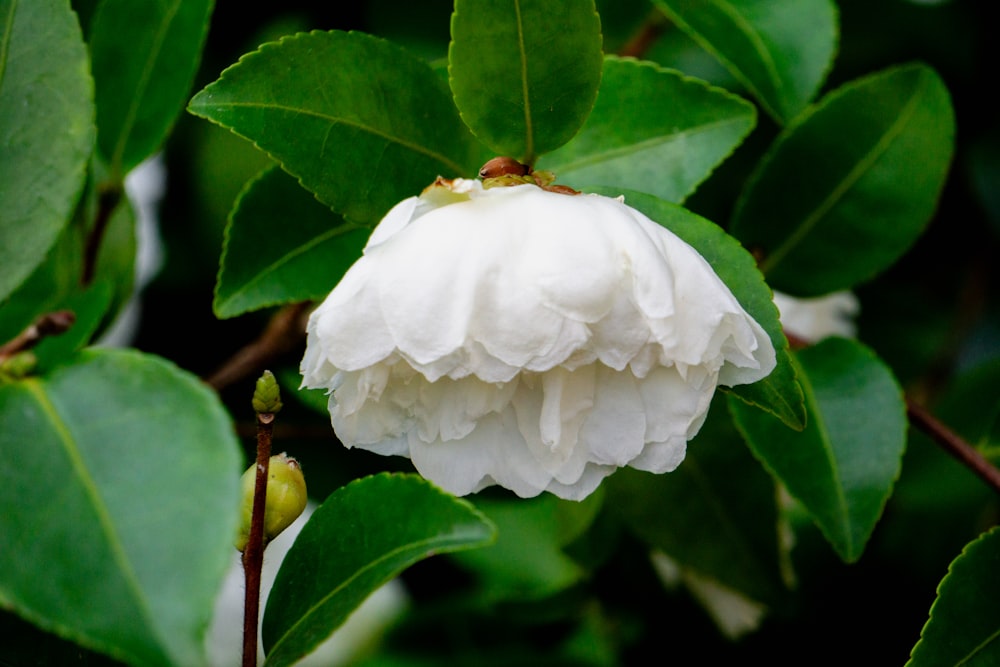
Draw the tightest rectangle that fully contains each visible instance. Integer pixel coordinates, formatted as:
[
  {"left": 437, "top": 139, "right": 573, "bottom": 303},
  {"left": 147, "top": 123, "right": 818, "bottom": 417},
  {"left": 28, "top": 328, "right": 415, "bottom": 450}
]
[
  {"left": 252, "top": 370, "right": 283, "bottom": 414},
  {"left": 235, "top": 452, "right": 307, "bottom": 551}
]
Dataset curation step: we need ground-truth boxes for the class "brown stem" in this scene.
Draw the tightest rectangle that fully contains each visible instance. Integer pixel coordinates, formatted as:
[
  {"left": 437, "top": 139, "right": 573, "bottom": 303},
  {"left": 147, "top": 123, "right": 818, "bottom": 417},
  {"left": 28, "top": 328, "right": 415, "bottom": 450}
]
[
  {"left": 782, "top": 329, "right": 1000, "bottom": 495},
  {"left": 907, "top": 400, "right": 1000, "bottom": 495},
  {"left": 205, "top": 302, "right": 312, "bottom": 391},
  {"left": 618, "top": 11, "right": 667, "bottom": 59},
  {"left": 241, "top": 411, "right": 275, "bottom": 667},
  {"left": 82, "top": 186, "right": 122, "bottom": 286},
  {"left": 0, "top": 310, "right": 76, "bottom": 362}
]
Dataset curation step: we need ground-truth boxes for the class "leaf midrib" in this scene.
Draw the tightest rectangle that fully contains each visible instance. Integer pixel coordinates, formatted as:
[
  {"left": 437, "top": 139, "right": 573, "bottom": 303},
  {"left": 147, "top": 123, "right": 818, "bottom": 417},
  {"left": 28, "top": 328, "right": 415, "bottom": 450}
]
[
  {"left": 266, "top": 533, "right": 486, "bottom": 664},
  {"left": 191, "top": 99, "right": 467, "bottom": 176},
  {"left": 549, "top": 115, "right": 750, "bottom": 174},
  {"left": 760, "top": 75, "right": 926, "bottom": 275},
  {"left": 220, "top": 221, "right": 364, "bottom": 309},
  {"left": 797, "top": 363, "right": 854, "bottom": 557},
  {"left": 108, "top": 0, "right": 181, "bottom": 174},
  {"left": 0, "top": 0, "right": 17, "bottom": 93},
  {"left": 24, "top": 379, "right": 163, "bottom": 664}
]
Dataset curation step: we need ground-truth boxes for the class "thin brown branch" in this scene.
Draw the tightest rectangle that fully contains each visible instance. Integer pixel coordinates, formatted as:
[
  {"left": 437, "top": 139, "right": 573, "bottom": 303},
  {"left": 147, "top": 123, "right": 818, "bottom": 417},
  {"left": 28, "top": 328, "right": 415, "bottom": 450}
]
[
  {"left": 618, "top": 11, "right": 668, "bottom": 59},
  {"left": 782, "top": 329, "right": 1000, "bottom": 496},
  {"left": 205, "top": 302, "right": 312, "bottom": 391},
  {"left": 907, "top": 399, "right": 1000, "bottom": 495},
  {"left": 0, "top": 310, "right": 76, "bottom": 362},
  {"left": 82, "top": 186, "right": 122, "bottom": 286},
  {"left": 241, "top": 410, "right": 274, "bottom": 667}
]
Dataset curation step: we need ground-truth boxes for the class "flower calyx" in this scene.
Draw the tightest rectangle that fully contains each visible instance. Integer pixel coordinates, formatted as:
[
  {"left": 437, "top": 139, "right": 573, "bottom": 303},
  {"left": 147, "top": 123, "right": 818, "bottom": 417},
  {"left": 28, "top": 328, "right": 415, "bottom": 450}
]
[{"left": 478, "top": 156, "right": 579, "bottom": 195}]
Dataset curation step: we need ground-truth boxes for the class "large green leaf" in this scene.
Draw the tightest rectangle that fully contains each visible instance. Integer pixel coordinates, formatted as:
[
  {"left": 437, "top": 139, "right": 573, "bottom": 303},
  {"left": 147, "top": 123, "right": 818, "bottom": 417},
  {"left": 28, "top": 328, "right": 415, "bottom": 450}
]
[
  {"left": 606, "top": 397, "right": 787, "bottom": 607},
  {"left": 730, "top": 338, "right": 907, "bottom": 562},
  {"left": 90, "top": 0, "right": 213, "bottom": 175},
  {"left": 448, "top": 0, "right": 603, "bottom": 163},
  {"left": 188, "top": 30, "right": 481, "bottom": 226},
  {"left": 907, "top": 527, "right": 1000, "bottom": 666},
  {"left": 0, "top": 0, "right": 94, "bottom": 302},
  {"left": 539, "top": 56, "right": 756, "bottom": 203},
  {"left": 592, "top": 188, "right": 804, "bottom": 429},
  {"left": 653, "top": 0, "right": 837, "bottom": 124},
  {"left": 0, "top": 349, "right": 241, "bottom": 666},
  {"left": 262, "top": 473, "right": 496, "bottom": 667},
  {"left": 730, "top": 64, "right": 956, "bottom": 297},
  {"left": 214, "top": 166, "right": 370, "bottom": 318}
]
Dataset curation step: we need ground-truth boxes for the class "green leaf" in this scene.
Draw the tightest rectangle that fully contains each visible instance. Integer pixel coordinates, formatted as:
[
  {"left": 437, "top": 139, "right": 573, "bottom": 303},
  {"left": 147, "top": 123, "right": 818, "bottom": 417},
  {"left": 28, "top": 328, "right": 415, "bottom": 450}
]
[
  {"left": 539, "top": 57, "right": 756, "bottom": 203},
  {"left": 591, "top": 188, "right": 805, "bottom": 429},
  {"left": 90, "top": 0, "right": 213, "bottom": 175},
  {"left": 907, "top": 527, "right": 1000, "bottom": 666},
  {"left": 653, "top": 0, "right": 837, "bottom": 123},
  {"left": 188, "top": 30, "right": 481, "bottom": 226},
  {"left": 730, "top": 338, "right": 907, "bottom": 562},
  {"left": 453, "top": 491, "right": 603, "bottom": 601},
  {"left": 730, "top": 63, "right": 956, "bottom": 297},
  {"left": 214, "top": 165, "right": 370, "bottom": 318},
  {"left": 448, "top": 0, "right": 603, "bottom": 163},
  {"left": 606, "top": 397, "right": 787, "bottom": 607},
  {"left": 0, "top": 349, "right": 241, "bottom": 666},
  {"left": 0, "top": 0, "right": 94, "bottom": 302},
  {"left": 262, "top": 473, "right": 496, "bottom": 667}
]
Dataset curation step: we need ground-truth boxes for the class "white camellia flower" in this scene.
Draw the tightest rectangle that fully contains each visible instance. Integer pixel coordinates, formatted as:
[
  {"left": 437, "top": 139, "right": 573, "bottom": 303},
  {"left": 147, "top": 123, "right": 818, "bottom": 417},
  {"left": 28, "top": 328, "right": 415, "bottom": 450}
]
[{"left": 301, "top": 177, "right": 776, "bottom": 500}]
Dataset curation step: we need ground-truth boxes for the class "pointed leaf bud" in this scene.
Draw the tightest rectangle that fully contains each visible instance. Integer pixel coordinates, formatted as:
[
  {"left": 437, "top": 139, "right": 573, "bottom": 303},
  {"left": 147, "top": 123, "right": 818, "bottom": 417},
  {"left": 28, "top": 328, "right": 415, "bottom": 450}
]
[{"left": 251, "top": 369, "right": 283, "bottom": 414}]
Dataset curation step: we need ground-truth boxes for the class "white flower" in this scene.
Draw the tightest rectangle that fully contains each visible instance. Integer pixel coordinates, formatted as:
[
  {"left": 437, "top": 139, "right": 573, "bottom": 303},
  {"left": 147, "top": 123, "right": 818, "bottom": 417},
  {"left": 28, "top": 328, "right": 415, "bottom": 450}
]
[
  {"left": 301, "top": 178, "right": 776, "bottom": 500},
  {"left": 773, "top": 291, "right": 859, "bottom": 343}
]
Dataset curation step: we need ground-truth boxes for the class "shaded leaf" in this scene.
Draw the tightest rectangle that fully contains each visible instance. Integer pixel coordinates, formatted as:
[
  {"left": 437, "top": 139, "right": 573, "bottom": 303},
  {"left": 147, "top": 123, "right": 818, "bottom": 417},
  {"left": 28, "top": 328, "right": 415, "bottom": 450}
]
[
  {"left": 214, "top": 166, "right": 370, "bottom": 318},
  {"left": 90, "top": 0, "right": 213, "bottom": 174},
  {"left": 907, "top": 526, "right": 1000, "bottom": 666},
  {"left": 653, "top": 0, "right": 837, "bottom": 123},
  {"left": 592, "top": 188, "right": 805, "bottom": 429},
  {"left": 453, "top": 491, "right": 604, "bottom": 600},
  {"left": 730, "top": 338, "right": 907, "bottom": 562},
  {"left": 731, "top": 63, "right": 956, "bottom": 296},
  {"left": 262, "top": 473, "right": 495, "bottom": 667},
  {"left": 188, "top": 30, "right": 481, "bottom": 226},
  {"left": 540, "top": 56, "right": 756, "bottom": 203},
  {"left": 606, "top": 397, "right": 787, "bottom": 607},
  {"left": 449, "top": 0, "right": 603, "bottom": 163},
  {"left": 0, "top": 0, "right": 94, "bottom": 302},
  {"left": 0, "top": 349, "right": 242, "bottom": 666}
]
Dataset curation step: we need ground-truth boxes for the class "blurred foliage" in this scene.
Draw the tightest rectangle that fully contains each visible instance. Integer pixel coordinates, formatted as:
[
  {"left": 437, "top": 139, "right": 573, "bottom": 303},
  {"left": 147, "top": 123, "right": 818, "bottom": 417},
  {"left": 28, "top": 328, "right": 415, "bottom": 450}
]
[{"left": 1, "top": 0, "right": 998, "bottom": 665}]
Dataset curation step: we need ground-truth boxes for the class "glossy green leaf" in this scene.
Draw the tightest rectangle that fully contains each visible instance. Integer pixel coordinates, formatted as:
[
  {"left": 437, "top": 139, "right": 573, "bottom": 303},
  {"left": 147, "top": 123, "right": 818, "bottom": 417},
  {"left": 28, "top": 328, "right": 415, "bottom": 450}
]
[
  {"left": 453, "top": 491, "right": 603, "bottom": 600},
  {"left": 214, "top": 166, "right": 370, "bottom": 318},
  {"left": 188, "top": 30, "right": 481, "bottom": 226},
  {"left": 730, "top": 338, "right": 907, "bottom": 562},
  {"left": 540, "top": 57, "right": 755, "bottom": 203},
  {"left": 0, "top": 349, "right": 241, "bottom": 666},
  {"left": 90, "top": 0, "right": 213, "bottom": 175},
  {"left": 592, "top": 188, "right": 804, "bottom": 429},
  {"left": 907, "top": 527, "right": 1000, "bottom": 666},
  {"left": 262, "top": 473, "right": 496, "bottom": 667},
  {"left": 606, "top": 397, "right": 787, "bottom": 606},
  {"left": 653, "top": 0, "right": 837, "bottom": 123},
  {"left": 448, "top": 0, "right": 603, "bottom": 163},
  {"left": 730, "top": 64, "right": 956, "bottom": 297},
  {"left": 0, "top": 0, "right": 94, "bottom": 302},
  {"left": 32, "top": 282, "right": 113, "bottom": 373}
]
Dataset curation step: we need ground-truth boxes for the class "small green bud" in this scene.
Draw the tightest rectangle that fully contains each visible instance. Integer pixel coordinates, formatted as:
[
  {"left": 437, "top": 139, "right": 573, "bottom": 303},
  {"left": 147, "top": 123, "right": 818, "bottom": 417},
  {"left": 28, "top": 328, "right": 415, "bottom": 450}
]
[
  {"left": 252, "top": 370, "right": 283, "bottom": 414},
  {"left": 235, "top": 452, "right": 307, "bottom": 551},
  {"left": 0, "top": 351, "right": 38, "bottom": 380}
]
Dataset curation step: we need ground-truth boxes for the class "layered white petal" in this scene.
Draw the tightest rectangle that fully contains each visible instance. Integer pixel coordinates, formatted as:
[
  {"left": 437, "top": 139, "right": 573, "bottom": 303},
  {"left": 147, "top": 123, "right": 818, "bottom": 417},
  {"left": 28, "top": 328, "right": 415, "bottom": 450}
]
[{"left": 302, "top": 179, "right": 776, "bottom": 500}]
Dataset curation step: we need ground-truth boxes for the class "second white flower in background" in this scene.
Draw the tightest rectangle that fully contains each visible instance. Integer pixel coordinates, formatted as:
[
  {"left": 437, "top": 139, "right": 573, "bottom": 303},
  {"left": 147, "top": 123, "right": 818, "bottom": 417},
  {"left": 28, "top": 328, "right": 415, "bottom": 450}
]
[{"left": 301, "top": 177, "right": 776, "bottom": 500}]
